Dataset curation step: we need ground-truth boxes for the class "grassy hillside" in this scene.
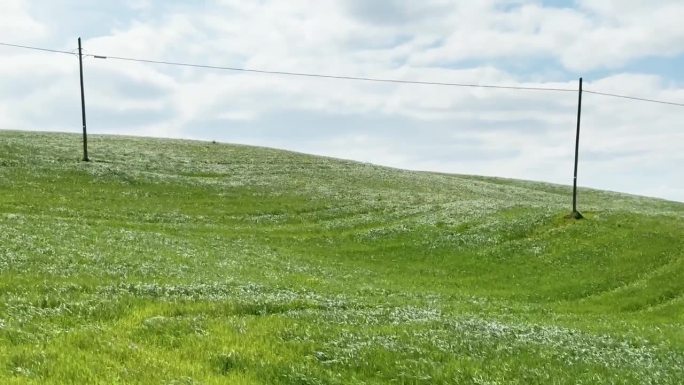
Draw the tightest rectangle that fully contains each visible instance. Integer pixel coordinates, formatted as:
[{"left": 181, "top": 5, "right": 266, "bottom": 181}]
[{"left": 1, "top": 130, "right": 683, "bottom": 384}]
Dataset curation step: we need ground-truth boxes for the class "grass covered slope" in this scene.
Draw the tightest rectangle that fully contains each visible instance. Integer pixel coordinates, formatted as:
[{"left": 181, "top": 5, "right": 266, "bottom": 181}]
[{"left": 0, "top": 130, "right": 683, "bottom": 384}]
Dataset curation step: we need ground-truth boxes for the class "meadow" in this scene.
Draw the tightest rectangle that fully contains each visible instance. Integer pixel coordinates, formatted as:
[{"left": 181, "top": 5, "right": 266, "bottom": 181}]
[{"left": 0, "top": 130, "right": 683, "bottom": 384}]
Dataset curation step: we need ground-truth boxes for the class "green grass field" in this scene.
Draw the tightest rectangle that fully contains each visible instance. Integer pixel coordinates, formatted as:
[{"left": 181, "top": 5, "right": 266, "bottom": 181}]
[{"left": 1, "top": 130, "right": 683, "bottom": 384}]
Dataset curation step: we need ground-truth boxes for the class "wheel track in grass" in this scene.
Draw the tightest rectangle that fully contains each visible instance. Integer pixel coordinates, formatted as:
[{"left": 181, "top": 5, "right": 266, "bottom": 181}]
[
  {"left": 300, "top": 197, "right": 549, "bottom": 234},
  {"left": 640, "top": 292, "right": 684, "bottom": 314},
  {"left": 573, "top": 255, "right": 684, "bottom": 308}
]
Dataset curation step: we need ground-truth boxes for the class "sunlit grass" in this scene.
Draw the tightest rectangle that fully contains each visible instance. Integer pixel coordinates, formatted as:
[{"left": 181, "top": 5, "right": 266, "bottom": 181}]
[{"left": 1, "top": 131, "right": 683, "bottom": 384}]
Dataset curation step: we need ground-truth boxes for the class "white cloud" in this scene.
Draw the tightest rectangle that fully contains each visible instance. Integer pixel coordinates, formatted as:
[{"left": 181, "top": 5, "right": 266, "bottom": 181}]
[
  {"left": 0, "top": 0, "right": 47, "bottom": 41},
  {"left": 401, "top": 1, "right": 684, "bottom": 72}
]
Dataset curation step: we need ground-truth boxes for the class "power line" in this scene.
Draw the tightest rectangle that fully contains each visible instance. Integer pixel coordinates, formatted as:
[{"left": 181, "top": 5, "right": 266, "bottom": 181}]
[
  {"left": 87, "top": 53, "right": 577, "bottom": 93},
  {"left": 584, "top": 89, "right": 684, "bottom": 107},
  {"left": 2, "top": 40, "right": 684, "bottom": 107},
  {"left": 0, "top": 42, "right": 75, "bottom": 56},
  {"left": 84, "top": 54, "right": 684, "bottom": 106}
]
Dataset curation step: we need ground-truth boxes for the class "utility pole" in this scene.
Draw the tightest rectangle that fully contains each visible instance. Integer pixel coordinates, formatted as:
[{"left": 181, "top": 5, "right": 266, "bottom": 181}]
[
  {"left": 571, "top": 77, "right": 583, "bottom": 219},
  {"left": 78, "top": 37, "right": 89, "bottom": 161}
]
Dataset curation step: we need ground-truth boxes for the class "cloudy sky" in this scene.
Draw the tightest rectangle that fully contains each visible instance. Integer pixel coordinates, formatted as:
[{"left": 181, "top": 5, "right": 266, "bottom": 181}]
[{"left": 1, "top": 0, "right": 683, "bottom": 202}]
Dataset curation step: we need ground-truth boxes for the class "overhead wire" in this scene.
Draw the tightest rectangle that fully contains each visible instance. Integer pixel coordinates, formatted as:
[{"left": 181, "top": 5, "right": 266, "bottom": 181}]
[
  {"left": 2, "top": 40, "right": 684, "bottom": 107},
  {"left": 85, "top": 53, "right": 577, "bottom": 92},
  {"left": 584, "top": 89, "right": 684, "bottom": 107},
  {"left": 0, "top": 42, "right": 76, "bottom": 56}
]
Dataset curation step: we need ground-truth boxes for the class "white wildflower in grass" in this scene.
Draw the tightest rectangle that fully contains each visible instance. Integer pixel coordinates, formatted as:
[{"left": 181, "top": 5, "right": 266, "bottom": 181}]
[{"left": 0, "top": 131, "right": 683, "bottom": 384}]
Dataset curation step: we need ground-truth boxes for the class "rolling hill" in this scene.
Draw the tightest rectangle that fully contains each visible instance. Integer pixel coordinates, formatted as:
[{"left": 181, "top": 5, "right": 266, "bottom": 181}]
[{"left": 1, "top": 130, "right": 683, "bottom": 384}]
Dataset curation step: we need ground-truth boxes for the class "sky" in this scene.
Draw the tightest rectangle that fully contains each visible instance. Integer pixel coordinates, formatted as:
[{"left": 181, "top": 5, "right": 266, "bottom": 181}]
[{"left": 1, "top": 0, "right": 683, "bottom": 202}]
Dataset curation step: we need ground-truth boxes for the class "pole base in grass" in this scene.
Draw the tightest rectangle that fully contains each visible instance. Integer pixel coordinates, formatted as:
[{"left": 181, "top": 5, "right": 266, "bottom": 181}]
[{"left": 568, "top": 211, "right": 584, "bottom": 220}]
